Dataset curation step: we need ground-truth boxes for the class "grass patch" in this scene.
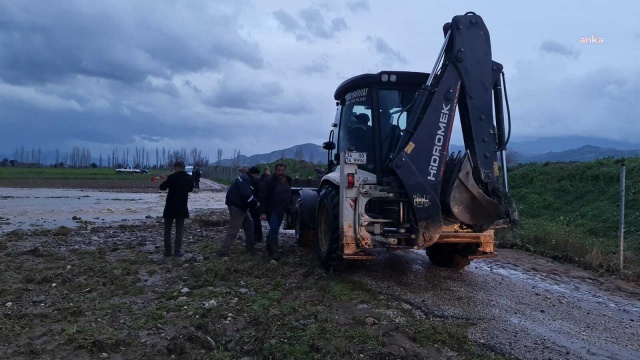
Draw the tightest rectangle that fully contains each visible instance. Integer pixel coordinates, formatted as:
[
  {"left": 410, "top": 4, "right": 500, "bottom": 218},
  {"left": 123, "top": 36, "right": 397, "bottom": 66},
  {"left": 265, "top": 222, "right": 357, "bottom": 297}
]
[{"left": 500, "top": 157, "right": 640, "bottom": 278}]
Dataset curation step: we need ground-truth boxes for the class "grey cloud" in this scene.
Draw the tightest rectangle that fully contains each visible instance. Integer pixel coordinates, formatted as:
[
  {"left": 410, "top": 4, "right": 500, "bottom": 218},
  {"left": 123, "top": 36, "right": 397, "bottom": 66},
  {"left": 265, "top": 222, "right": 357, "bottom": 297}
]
[
  {"left": 140, "top": 135, "right": 163, "bottom": 143},
  {"left": 209, "top": 80, "right": 283, "bottom": 110},
  {"left": 366, "top": 36, "right": 407, "bottom": 64},
  {"left": 0, "top": 1, "right": 263, "bottom": 86},
  {"left": 331, "top": 18, "right": 349, "bottom": 34},
  {"left": 508, "top": 59, "right": 640, "bottom": 141},
  {"left": 300, "top": 59, "right": 330, "bottom": 75},
  {"left": 346, "top": 0, "right": 370, "bottom": 13},
  {"left": 183, "top": 79, "right": 202, "bottom": 93},
  {"left": 205, "top": 75, "right": 306, "bottom": 115},
  {"left": 0, "top": 90, "right": 217, "bottom": 155},
  {"left": 273, "top": 7, "right": 348, "bottom": 42},
  {"left": 299, "top": 8, "right": 331, "bottom": 38},
  {"left": 540, "top": 40, "right": 579, "bottom": 59},
  {"left": 273, "top": 9, "right": 300, "bottom": 33}
]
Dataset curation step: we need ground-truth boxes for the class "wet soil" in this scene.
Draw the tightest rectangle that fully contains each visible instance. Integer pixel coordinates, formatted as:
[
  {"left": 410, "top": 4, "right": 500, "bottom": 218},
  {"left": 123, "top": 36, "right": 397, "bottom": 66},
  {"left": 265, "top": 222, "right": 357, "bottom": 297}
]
[
  {"left": 348, "top": 249, "right": 640, "bottom": 359},
  {"left": 2, "top": 183, "right": 639, "bottom": 359},
  {"left": 0, "top": 213, "right": 486, "bottom": 360}
]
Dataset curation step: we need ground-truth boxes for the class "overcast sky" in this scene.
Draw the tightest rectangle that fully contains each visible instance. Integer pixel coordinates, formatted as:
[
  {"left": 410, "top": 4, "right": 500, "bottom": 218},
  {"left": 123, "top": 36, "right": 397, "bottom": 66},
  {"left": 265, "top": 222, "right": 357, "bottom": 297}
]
[{"left": 1, "top": 0, "right": 639, "bottom": 161}]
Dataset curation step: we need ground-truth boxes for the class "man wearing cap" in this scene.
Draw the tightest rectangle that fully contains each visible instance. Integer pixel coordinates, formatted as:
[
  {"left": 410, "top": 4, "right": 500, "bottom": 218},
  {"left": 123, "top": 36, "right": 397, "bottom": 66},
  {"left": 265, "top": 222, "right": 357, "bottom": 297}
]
[
  {"left": 218, "top": 165, "right": 261, "bottom": 257},
  {"left": 238, "top": 164, "right": 249, "bottom": 174}
]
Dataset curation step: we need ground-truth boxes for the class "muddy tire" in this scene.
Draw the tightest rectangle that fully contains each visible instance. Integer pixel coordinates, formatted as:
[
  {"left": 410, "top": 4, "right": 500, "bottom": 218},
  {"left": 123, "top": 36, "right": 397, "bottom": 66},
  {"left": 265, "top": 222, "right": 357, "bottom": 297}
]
[
  {"left": 426, "top": 244, "right": 471, "bottom": 270},
  {"left": 315, "top": 185, "right": 351, "bottom": 271},
  {"left": 295, "top": 199, "right": 316, "bottom": 247}
]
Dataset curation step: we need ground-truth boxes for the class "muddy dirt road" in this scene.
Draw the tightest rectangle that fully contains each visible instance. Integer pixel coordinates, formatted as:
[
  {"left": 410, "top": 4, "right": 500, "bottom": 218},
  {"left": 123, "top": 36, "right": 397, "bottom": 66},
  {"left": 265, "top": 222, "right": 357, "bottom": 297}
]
[
  {"left": 349, "top": 250, "right": 640, "bottom": 360},
  {"left": 1, "top": 185, "right": 639, "bottom": 359}
]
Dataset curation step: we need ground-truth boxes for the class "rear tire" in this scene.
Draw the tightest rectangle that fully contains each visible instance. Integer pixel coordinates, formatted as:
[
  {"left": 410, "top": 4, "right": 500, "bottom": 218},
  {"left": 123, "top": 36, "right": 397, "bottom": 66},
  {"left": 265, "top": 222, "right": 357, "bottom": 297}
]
[
  {"left": 426, "top": 244, "right": 471, "bottom": 270},
  {"left": 315, "top": 185, "right": 352, "bottom": 272},
  {"left": 295, "top": 199, "right": 316, "bottom": 247}
]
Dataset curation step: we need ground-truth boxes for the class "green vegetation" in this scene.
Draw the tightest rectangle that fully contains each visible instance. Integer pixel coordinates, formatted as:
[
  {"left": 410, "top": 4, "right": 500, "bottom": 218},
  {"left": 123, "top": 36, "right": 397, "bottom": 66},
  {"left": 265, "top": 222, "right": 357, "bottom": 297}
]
[
  {"left": 0, "top": 167, "right": 163, "bottom": 180},
  {"left": 264, "top": 158, "right": 327, "bottom": 179},
  {"left": 0, "top": 167, "right": 170, "bottom": 191},
  {"left": 498, "top": 157, "right": 640, "bottom": 277},
  {"left": 205, "top": 158, "right": 324, "bottom": 186}
]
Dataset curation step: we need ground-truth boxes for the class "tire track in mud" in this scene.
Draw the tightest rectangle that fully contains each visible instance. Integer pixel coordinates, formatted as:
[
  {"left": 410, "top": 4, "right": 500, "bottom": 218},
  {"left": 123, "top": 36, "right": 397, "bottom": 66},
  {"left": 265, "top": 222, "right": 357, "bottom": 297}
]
[{"left": 345, "top": 249, "right": 640, "bottom": 360}]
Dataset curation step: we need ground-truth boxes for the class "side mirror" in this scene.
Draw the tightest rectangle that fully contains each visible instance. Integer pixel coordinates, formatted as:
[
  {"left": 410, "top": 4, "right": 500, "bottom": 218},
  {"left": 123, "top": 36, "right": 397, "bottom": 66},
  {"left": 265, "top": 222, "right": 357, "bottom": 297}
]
[{"left": 322, "top": 141, "right": 336, "bottom": 151}]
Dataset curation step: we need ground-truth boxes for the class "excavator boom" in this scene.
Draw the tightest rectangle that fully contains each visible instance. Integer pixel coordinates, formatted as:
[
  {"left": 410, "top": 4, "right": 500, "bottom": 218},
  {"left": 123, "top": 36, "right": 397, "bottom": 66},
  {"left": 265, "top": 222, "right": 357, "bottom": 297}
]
[{"left": 389, "top": 12, "right": 518, "bottom": 247}]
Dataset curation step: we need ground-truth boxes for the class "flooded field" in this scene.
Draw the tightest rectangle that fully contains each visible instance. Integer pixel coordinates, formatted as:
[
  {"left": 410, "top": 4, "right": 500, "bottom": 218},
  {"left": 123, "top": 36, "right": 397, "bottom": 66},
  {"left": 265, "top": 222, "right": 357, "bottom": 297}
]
[{"left": 0, "top": 183, "right": 226, "bottom": 233}]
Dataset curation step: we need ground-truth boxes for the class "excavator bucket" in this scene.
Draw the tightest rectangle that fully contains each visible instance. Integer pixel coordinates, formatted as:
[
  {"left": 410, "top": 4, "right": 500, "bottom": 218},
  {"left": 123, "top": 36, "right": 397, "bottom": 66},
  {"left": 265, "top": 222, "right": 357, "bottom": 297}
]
[{"left": 441, "top": 152, "right": 502, "bottom": 231}]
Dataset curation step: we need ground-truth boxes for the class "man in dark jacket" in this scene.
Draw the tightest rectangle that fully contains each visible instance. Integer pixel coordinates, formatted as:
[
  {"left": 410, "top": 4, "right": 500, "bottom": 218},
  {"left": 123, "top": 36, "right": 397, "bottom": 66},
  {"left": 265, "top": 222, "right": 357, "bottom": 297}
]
[
  {"left": 248, "top": 166, "right": 263, "bottom": 243},
  {"left": 193, "top": 165, "right": 202, "bottom": 189},
  {"left": 219, "top": 166, "right": 261, "bottom": 257},
  {"left": 260, "top": 163, "right": 292, "bottom": 260},
  {"left": 159, "top": 160, "right": 193, "bottom": 257}
]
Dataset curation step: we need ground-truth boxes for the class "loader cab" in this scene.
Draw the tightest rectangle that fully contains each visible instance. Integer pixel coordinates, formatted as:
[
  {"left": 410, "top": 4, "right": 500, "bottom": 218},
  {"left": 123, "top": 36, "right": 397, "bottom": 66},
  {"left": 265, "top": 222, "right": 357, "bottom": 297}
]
[{"left": 331, "top": 71, "right": 430, "bottom": 176}]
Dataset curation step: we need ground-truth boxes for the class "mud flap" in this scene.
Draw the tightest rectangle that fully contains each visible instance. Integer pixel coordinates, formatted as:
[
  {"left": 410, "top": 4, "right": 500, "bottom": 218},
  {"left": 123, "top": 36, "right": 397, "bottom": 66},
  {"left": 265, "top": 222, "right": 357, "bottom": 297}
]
[{"left": 443, "top": 152, "right": 501, "bottom": 231}]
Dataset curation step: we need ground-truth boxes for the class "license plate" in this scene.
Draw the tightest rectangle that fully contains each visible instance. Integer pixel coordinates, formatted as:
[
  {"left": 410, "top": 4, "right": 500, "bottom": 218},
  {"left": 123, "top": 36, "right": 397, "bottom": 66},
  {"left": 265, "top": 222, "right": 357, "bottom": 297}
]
[{"left": 344, "top": 152, "right": 367, "bottom": 164}]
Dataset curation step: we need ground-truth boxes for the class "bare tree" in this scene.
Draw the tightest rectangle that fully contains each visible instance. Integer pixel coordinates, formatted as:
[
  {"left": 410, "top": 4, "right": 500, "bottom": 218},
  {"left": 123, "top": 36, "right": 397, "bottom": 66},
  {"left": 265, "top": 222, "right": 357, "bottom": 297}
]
[
  {"left": 55, "top": 148, "right": 60, "bottom": 165},
  {"left": 231, "top": 149, "right": 242, "bottom": 167},
  {"left": 190, "top": 147, "right": 199, "bottom": 165},
  {"left": 216, "top": 148, "right": 223, "bottom": 166}
]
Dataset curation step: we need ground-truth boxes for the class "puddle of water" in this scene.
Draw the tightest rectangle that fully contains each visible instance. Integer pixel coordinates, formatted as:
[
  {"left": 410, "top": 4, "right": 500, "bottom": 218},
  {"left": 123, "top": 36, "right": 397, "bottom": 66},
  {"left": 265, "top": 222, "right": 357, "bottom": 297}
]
[{"left": 0, "top": 187, "right": 226, "bottom": 233}]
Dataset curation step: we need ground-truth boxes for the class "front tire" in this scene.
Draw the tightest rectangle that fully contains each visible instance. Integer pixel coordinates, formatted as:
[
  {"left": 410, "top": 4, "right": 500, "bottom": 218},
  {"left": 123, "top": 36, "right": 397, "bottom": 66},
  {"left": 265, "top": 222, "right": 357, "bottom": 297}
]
[{"left": 315, "top": 185, "right": 352, "bottom": 272}]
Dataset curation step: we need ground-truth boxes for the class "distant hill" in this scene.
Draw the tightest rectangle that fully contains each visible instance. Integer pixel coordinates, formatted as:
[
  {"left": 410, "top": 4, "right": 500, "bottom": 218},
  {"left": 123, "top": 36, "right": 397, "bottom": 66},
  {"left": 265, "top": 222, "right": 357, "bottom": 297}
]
[
  {"left": 508, "top": 136, "right": 640, "bottom": 155},
  {"left": 218, "top": 143, "right": 326, "bottom": 166},
  {"left": 517, "top": 145, "right": 640, "bottom": 164},
  {"left": 219, "top": 140, "right": 640, "bottom": 167}
]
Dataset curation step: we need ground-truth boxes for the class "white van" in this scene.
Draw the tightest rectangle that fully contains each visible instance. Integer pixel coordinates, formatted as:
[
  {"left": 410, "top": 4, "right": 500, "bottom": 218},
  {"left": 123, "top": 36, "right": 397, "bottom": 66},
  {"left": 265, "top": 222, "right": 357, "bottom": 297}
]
[{"left": 185, "top": 165, "right": 193, "bottom": 175}]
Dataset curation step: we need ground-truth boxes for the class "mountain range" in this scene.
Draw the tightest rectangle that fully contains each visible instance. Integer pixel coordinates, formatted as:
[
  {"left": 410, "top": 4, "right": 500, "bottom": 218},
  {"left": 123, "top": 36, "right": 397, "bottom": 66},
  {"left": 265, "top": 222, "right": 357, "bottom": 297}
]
[
  {"left": 228, "top": 136, "right": 640, "bottom": 165},
  {"left": 2, "top": 136, "right": 639, "bottom": 166}
]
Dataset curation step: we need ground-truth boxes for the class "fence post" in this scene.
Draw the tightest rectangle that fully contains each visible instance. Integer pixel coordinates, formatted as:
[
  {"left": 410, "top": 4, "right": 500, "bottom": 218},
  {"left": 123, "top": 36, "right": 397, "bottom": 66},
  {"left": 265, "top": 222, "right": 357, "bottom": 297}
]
[{"left": 619, "top": 162, "right": 626, "bottom": 272}]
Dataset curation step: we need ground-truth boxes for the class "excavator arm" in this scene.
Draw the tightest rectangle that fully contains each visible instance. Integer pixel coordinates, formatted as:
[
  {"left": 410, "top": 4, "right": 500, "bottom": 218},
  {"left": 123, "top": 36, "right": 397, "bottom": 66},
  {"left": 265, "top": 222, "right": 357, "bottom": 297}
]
[{"left": 389, "top": 12, "right": 518, "bottom": 247}]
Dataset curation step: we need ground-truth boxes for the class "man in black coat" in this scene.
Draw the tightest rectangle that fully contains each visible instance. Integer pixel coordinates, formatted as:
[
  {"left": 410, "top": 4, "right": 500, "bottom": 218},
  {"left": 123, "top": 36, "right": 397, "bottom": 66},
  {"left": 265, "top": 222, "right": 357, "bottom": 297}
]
[
  {"left": 193, "top": 165, "right": 202, "bottom": 188},
  {"left": 260, "top": 163, "right": 292, "bottom": 260},
  {"left": 218, "top": 166, "right": 261, "bottom": 257},
  {"left": 159, "top": 160, "right": 194, "bottom": 257}
]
